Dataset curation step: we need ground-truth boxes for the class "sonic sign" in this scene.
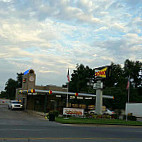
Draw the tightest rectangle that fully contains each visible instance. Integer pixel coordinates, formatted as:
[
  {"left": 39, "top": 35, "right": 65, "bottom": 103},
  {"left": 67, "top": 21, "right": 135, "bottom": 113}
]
[{"left": 95, "top": 66, "right": 111, "bottom": 79}]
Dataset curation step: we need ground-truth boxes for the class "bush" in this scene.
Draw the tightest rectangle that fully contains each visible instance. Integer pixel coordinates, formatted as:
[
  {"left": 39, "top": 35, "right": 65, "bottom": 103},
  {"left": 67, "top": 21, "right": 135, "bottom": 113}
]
[
  {"left": 123, "top": 115, "right": 137, "bottom": 121},
  {"left": 53, "top": 110, "right": 59, "bottom": 117},
  {"left": 47, "top": 110, "right": 59, "bottom": 119},
  {"left": 102, "top": 114, "right": 112, "bottom": 119},
  {"left": 111, "top": 114, "right": 119, "bottom": 119},
  {"left": 85, "top": 113, "right": 113, "bottom": 119}
]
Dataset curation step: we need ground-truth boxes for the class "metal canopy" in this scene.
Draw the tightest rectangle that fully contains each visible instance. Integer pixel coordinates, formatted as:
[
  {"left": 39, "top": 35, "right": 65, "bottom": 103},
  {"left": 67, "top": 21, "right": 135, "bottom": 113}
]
[{"left": 19, "top": 89, "right": 114, "bottom": 99}]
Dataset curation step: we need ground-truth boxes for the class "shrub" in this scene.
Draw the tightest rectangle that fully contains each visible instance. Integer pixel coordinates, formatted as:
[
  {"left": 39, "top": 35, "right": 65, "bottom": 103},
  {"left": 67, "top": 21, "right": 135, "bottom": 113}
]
[
  {"left": 47, "top": 110, "right": 59, "bottom": 118},
  {"left": 53, "top": 110, "right": 59, "bottom": 117},
  {"left": 111, "top": 114, "right": 119, "bottom": 119},
  {"left": 123, "top": 115, "right": 137, "bottom": 121}
]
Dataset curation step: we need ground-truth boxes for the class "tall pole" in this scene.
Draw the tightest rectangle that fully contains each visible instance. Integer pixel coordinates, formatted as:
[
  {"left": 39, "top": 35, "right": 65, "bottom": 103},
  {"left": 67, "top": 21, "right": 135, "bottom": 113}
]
[
  {"left": 127, "top": 76, "right": 130, "bottom": 103},
  {"left": 66, "top": 82, "right": 69, "bottom": 108},
  {"left": 95, "top": 80, "right": 103, "bottom": 115},
  {"left": 66, "top": 68, "right": 70, "bottom": 108},
  {"left": 128, "top": 83, "right": 130, "bottom": 103},
  {"left": 126, "top": 76, "right": 130, "bottom": 121}
]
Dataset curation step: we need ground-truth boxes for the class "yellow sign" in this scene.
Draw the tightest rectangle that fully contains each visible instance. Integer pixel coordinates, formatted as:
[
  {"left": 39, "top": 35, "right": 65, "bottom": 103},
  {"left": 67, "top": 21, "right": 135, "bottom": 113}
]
[{"left": 95, "top": 67, "right": 107, "bottom": 78}]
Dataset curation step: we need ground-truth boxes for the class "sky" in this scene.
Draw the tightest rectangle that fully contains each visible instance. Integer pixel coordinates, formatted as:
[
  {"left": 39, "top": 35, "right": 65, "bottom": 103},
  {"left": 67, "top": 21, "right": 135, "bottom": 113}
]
[{"left": 0, "top": 0, "right": 142, "bottom": 91}]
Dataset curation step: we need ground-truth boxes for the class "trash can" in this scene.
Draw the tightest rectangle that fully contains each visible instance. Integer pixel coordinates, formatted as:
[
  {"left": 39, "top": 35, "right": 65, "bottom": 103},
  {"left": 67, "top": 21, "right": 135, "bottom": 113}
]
[{"left": 49, "top": 113, "right": 55, "bottom": 121}]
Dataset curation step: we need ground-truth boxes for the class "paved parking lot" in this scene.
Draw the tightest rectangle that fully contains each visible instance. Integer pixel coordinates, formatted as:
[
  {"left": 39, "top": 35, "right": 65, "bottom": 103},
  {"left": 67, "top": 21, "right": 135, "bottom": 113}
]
[{"left": 0, "top": 104, "right": 142, "bottom": 142}]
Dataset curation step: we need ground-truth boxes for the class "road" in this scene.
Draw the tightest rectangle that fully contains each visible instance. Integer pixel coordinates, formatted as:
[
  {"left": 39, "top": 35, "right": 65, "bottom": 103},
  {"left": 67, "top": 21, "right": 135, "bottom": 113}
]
[{"left": 0, "top": 104, "right": 142, "bottom": 142}]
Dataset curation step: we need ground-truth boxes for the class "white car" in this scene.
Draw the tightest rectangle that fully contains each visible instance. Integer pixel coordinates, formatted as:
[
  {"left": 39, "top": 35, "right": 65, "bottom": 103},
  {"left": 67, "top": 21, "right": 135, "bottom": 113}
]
[
  {"left": 103, "top": 109, "right": 115, "bottom": 115},
  {"left": 8, "top": 100, "right": 23, "bottom": 110},
  {"left": 88, "top": 110, "right": 97, "bottom": 114},
  {"left": 88, "top": 109, "right": 115, "bottom": 115}
]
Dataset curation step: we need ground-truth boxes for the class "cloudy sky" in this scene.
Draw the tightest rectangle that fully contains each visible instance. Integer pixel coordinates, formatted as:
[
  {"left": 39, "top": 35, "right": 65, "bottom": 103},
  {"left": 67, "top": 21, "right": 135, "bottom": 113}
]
[{"left": 0, "top": 0, "right": 142, "bottom": 91}]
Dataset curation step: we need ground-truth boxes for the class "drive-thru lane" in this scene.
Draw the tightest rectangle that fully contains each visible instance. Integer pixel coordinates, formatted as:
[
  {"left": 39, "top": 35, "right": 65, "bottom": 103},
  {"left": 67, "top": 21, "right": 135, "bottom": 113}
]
[{"left": 0, "top": 104, "right": 142, "bottom": 142}]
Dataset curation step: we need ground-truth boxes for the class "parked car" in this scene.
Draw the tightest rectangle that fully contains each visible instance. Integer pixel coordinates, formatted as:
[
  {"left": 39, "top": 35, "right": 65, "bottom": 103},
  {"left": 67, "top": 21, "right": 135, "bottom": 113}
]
[
  {"left": 103, "top": 109, "right": 115, "bottom": 115},
  {"left": 88, "top": 109, "right": 115, "bottom": 115},
  {"left": 8, "top": 100, "right": 23, "bottom": 110},
  {"left": 88, "top": 110, "right": 97, "bottom": 114}
]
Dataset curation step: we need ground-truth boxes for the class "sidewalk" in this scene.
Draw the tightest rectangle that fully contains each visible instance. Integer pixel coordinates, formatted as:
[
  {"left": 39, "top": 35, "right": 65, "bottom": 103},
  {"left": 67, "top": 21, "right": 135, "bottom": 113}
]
[{"left": 25, "top": 110, "right": 48, "bottom": 119}]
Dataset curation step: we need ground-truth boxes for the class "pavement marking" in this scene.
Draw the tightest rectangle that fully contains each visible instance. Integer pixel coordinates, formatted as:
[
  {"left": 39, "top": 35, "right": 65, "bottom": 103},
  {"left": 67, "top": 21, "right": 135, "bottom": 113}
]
[
  {"left": 0, "top": 129, "right": 47, "bottom": 131},
  {"left": 1, "top": 128, "right": 142, "bottom": 133},
  {"left": 0, "top": 137, "right": 142, "bottom": 140},
  {"left": 63, "top": 124, "right": 142, "bottom": 128}
]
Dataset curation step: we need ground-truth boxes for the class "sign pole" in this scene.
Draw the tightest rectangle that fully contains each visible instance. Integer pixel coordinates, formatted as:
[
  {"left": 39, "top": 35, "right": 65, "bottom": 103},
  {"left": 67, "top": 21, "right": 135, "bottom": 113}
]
[
  {"left": 94, "top": 66, "right": 110, "bottom": 115},
  {"left": 95, "top": 80, "right": 103, "bottom": 115}
]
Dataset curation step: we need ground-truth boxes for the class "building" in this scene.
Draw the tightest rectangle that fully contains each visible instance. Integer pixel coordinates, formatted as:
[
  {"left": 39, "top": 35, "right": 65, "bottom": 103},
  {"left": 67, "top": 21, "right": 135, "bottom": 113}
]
[
  {"left": 16, "top": 69, "right": 113, "bottom": 114},
  {"left": 16, "top": 69, "right": 69, "bottom": 113}
]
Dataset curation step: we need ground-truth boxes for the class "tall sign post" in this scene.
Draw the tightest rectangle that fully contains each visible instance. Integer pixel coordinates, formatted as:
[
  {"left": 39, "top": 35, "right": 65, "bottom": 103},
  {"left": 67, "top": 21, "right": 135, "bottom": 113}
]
[
  {"left": 95, "top": 80, "right": 103, "bottom": 114},
  {"left": 94, "top": 66, "right": 111, "bottom": 115}
]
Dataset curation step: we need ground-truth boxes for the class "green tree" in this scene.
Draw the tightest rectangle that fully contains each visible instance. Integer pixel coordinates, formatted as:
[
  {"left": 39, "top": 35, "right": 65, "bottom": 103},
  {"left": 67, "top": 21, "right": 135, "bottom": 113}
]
[
  {"left": 4, "top": 78, "right": 18, "bottom": 99},
  {"left": 104, "top": 59, "right": 142, "bottom": 109},
  {"left": 124, "top": 59, "right": 142, "bottom": 88},
  {"left": 3, "top": 72, "right": 23, "bottom": 99},
  {"left": 104, "top": 62, "right": 125, "bottom": 88},
  {"left": 17, "top": 72, "right": 23, "bottom": 88},
  {"left": 0, "top": 91, "right": 7, "bottom": 98},
  {"left": 69, "top": 64, "right": 95, "bottom": 93}
]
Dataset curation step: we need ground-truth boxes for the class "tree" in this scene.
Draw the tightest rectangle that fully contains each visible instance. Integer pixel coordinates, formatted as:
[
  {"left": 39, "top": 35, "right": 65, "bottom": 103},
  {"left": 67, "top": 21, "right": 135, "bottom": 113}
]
[
  {"left": 68, "top": 60, "right": 142, "bottom": 110},
  {"left": 124, "top": 59, "right": 142, "bottom": 88},
  {"left": 103, "top": 87, "right": 127, "bottom": 110},
  {"left": 103, "top": 60, "right": 142, "bottom": 109},
  {"left": 3, "top": 72, "right": 23, "bottom": 99},
  {"left": 104, "top": 62, "right": 125, "bottom": 88},
  {"left": 4, "top": 78, "right": 18, "bottom": 99},
  {"left": 17, "top": 72, "right": 23, "bottom": 88},
  {"left": 0, "top": 91, "right": 7, "bottom": 98},
  {"left": 69, "top": 64, "right": 95, "bottom": 93}
]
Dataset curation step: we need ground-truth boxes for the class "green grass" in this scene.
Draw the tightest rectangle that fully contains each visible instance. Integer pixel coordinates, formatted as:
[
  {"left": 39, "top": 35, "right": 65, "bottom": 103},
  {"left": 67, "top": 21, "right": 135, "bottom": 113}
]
[{"left": 55, "top": 117, "right": 142, "bottom": 126}]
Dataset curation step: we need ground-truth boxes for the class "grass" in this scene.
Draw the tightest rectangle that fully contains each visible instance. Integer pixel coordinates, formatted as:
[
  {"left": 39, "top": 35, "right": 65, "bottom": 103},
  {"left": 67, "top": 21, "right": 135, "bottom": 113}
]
[{"left": 55, "top": 117, "right": 142, "bottom": 126}]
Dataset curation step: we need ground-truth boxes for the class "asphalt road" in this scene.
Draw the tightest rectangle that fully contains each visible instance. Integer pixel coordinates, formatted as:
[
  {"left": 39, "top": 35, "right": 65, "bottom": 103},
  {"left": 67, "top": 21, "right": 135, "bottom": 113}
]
[{"left": 0, "top": 104, "right": 142, "bottom": 142}]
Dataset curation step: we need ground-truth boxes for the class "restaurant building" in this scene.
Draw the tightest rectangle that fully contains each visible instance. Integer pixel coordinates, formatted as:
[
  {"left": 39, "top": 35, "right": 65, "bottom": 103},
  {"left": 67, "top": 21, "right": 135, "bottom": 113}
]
[
  {"left": 16, "top": 69, "right": 113, "bottom": 113},
  {"left": 16, "top": 69, "right": 95, "bottom": 113}
]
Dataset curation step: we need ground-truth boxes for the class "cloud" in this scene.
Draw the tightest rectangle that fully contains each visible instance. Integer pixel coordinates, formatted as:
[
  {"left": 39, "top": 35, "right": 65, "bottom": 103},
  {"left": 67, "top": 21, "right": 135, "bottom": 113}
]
[
  {"left": 111, "top": 23, "right": 125, "bottom": 32},
  {"left": 0, "top": 0, "right": 142, "bottom": 91},
  {"left": 124, "top": 0, "right": 142, "bottom": 6},
  {"left": 91, "top": 33, "right": 142, "bottom": 65},
  {"left": 38, "top": 70, "right": 57, "bottom": 74}
]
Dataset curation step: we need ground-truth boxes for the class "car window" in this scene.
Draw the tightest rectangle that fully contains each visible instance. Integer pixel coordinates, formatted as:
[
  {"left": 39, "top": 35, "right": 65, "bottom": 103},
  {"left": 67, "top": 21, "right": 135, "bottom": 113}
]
[{"left": 11, "top": 102, "right": 21, "bottom": 104}]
